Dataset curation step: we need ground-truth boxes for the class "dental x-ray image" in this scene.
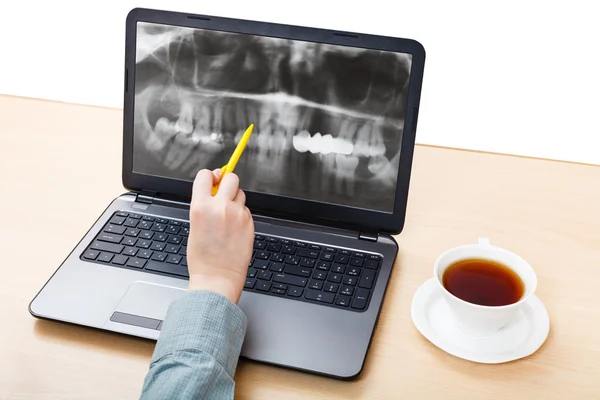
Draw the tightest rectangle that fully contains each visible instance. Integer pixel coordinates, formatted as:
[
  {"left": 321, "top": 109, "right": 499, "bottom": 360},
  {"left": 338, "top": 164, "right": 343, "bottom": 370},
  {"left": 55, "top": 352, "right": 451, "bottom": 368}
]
[{"left": 133, "top": 21, "right": 412, "bottom": 212}]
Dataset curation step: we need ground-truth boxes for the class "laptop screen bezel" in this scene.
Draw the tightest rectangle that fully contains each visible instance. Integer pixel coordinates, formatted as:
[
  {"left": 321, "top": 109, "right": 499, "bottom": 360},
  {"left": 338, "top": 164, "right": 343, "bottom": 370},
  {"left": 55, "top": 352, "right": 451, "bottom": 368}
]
[{"left": 122, "top": 7, "right": 425, "bottom": 235}]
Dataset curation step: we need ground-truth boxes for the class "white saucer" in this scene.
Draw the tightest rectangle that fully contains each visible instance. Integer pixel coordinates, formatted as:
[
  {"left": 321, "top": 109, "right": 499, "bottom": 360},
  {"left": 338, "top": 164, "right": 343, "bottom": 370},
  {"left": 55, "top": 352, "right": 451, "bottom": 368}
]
[{"left": 411, "top": 278, "right": 550, "bottom": 364}]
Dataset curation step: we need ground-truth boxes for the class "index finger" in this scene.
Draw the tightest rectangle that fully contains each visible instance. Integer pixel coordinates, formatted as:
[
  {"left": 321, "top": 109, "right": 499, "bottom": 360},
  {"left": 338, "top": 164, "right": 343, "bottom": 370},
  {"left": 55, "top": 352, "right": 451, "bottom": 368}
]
[
  {"left": 215, "top": 173, "right": 240, "bottom": 201},
  {"left": 192, "top": 169, "right": 216, "bottom": 201}
]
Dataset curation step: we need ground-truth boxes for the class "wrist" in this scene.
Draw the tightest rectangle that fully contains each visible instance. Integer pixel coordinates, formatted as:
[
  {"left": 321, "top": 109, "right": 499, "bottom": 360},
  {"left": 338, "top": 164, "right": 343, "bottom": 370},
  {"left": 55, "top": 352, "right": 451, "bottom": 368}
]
[{"left": 188, "top": 273, "right": 243, "bottom": 304}]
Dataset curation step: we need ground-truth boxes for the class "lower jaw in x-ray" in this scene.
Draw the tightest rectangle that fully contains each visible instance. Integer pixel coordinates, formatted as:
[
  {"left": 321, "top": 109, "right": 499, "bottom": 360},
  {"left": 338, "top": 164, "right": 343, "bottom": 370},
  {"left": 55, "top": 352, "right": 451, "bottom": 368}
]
[{"left": 133, "top": 83, "right": 403, "bottom": 211}]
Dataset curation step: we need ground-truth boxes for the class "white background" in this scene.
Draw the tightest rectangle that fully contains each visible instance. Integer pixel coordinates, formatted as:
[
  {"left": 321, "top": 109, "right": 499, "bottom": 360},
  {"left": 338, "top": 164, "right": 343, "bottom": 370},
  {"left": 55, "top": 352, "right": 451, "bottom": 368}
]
[{"left": 1, "top": 0, "right": 599, "bottom": 164}]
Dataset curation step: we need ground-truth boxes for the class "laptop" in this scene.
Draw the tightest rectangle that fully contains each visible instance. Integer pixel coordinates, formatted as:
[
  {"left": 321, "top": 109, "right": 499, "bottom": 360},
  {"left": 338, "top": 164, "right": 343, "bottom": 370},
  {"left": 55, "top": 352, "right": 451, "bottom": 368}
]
[{"left": 29, "top": 7, "right": 425, "bottom": 379}]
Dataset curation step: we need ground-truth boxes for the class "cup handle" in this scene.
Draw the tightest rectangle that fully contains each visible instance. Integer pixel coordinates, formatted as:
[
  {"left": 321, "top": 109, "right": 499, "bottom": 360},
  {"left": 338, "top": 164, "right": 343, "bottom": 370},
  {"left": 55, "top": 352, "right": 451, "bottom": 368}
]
[{"left": 478, "top": 237, "right": 491, "bottom": 246}]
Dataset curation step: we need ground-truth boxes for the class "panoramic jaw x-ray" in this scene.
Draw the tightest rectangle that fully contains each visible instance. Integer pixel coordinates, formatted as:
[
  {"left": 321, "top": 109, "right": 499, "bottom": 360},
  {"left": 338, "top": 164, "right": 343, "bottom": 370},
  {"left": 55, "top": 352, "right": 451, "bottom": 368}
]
[{"left": 133, "top": 22, "right": 413, "bottom": 212}]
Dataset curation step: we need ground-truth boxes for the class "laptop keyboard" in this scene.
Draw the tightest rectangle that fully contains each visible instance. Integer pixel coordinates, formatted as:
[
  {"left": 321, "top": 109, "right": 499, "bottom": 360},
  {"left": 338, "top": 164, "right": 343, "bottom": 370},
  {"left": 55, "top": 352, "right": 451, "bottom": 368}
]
[{"left": 80, "top": 211, "right": 381, "bottom": 312}]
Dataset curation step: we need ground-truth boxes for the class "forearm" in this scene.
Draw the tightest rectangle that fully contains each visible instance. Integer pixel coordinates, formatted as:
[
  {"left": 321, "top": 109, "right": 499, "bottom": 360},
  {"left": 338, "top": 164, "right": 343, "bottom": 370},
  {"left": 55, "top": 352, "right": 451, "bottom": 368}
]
[{"left": 139, "top": 290, "right": 247, "bottom": 400}]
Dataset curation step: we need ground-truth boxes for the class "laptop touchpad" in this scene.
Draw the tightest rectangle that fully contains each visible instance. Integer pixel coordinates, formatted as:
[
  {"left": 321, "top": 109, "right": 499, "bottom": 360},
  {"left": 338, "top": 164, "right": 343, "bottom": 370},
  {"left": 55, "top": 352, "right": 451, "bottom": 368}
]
[{"left": 110, "top": 281, "right": 186, "bottom": 330}]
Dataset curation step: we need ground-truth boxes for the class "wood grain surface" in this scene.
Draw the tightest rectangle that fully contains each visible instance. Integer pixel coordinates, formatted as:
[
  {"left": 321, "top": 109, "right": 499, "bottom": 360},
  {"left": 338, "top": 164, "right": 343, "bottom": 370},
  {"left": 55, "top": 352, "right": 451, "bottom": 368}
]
[{"left": 1, "top": 95, "right": 599, "bottom": 399}]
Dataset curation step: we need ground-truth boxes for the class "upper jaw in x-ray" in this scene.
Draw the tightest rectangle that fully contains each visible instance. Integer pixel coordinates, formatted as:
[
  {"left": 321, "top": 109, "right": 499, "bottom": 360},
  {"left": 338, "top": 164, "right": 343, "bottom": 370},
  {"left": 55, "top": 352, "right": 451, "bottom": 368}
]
[{"left": 133, "top": 25, "right": 411, "bottom": 212}]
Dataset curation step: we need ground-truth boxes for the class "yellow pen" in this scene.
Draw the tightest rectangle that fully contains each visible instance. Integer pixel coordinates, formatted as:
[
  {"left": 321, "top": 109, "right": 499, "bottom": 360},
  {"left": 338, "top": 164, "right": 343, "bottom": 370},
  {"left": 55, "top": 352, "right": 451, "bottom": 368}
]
[{"left": 212, "top": 123, "right": 254, "bottom": 196}]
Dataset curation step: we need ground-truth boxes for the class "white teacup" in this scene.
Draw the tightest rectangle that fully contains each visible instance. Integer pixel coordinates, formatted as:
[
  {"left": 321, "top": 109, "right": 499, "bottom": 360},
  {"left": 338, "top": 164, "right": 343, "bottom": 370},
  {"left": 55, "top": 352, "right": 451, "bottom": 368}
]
[{"left": 433, "top": 238, "right": 537, "bottom": 337}]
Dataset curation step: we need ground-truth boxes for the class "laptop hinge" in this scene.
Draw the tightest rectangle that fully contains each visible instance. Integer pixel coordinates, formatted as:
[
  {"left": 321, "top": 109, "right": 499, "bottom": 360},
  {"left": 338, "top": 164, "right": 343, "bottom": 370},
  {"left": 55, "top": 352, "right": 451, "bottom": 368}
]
[
  {"left": 358, "top": 231, "right": 379, "bottom": 242},
  {"left": 135, "top": 191, "right": 157, "bottom": 204}
]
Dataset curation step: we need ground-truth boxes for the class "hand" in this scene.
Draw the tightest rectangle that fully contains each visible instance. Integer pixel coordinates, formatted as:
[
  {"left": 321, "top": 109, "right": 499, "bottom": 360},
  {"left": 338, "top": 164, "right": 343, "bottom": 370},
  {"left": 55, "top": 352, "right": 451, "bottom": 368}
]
[{"left": 186, "top": 168, "right": 254, "bottom": 304}]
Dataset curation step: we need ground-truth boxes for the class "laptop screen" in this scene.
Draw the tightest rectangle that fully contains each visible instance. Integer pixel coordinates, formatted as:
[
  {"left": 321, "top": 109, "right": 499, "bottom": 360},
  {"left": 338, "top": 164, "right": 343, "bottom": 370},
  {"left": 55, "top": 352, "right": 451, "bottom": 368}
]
[{"left": 133, "top": 21, "right": 413, "bottom": 213}]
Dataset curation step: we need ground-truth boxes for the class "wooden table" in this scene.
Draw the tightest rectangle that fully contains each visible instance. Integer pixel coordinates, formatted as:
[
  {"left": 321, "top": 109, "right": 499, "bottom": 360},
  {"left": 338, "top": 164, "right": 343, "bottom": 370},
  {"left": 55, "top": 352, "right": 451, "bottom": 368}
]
[{"left": 2, "top": 94, "right": 599, "bottom": 399}]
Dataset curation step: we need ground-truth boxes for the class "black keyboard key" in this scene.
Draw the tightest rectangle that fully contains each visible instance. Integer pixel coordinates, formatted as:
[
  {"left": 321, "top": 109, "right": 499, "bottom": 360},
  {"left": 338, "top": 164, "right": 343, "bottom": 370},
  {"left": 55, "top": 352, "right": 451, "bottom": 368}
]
[
  {"left": 331, "top": 264, "right": 346, "bottom": 274},
  {"left": 285, "top": 255, "right": 299, "bottom": 265},
  {"left": 334, "top": 254, "right": 349, "bottom": 264},
  {"left": 270, "top": 253, "right": 285, "bottom": 263},
  {"left": 182, "top": 237, "right": 188, "bottom": 246},
  {"left": 280, "top": 239, "right": 292, "bottom": 245},
  {"left": 297, "top": 249, "right": 319, "bottom": 259},
  {"left": 166, "top": 225, "right": 181, "bottom": 234},
  {"left": 351, "top": 288, "right": 369, "bottom": 310},
  {"left": 252, "top": 259, "right": 269, "bottom": 269},
  {"left": 255, "top": 251, "right": 270, "bottom": 260},
  {"left": 347, "top": 267, "right": 361, "bottom": 276},
  {"left": 287, "top": 287, "right": 303, "bottom": 297},
  {"left": 312, "top": 270, "right": 327, "bottom": 280},
  {"left": 323, "top": 247, "right": 336, "bottom": 253},
  {"left": 256, "top": 281, "right": 271, "bottom": 292},
  {"left": 156, "top": 217, "right": 169, "bottom": 224},
  {"left": 273, "top": 273, "right": 307, "bottom": 287},
  {"left": 142, "top": 215, "right": 155, "bottom": 222},
  {"left": 353, "top": 252, "right": 366, "bottom": 258},
  {"left": 116, "top": 212, "right": 129, "bottom": 217},
  {"left": 359, "top": 269, "right": 376, "bottom": 289},
  {"left": 165, "top": 244, "right": 180, "bottom": 254},
  {"left": 336, "top": 295, "right": 351, "bottom": 307},
  {"left": 150, "top": 242, "right": 165, "bottom": 251},
  {"left": 151, "top": 223, "right": 167, "bottom": 232},
  {"left": 308, "top": 280, "right": 324, "bottom": 290},
  {"left": 124, "top": 218, "right": 139, "bottom": 228},
  {"left": 320, "top": 252, "right": 334, "bottom": 261},
  {"left": 91, "top": 241, "right": 124, "bottom": 254},
  {"left": 98, "top": 233, "right": 123, "bottom": 244},
  {"left": 328, "top": 273, "right": 343, "bottom": 283},
  {"left": 244, "top": 278, "right": 256, "bottom": 289},
  {"left": 266, "top": 243, "right": 282, "bottom": 252},
  {"left": 151, "top": 252, "right": 167, "bottom": 262},
  {"left": 368, "top": 254, "right": 381, "bottom": 261},
  {"left": 166, "top": 254, "right": 182, "bottom": 264},
  {"left": 138, "top": 221, "right": 153, "bottom": 230},
  {"left": 324, "top": 283, "right": 339, "bottom": 293},
  {"left": 97, "top": 252, "right": 115, "bottom": 263},
  {"left": 129, "top": 214, "right": 142, "bottom": 219},
  {"left": 273, "top": 283, "right": 287, "bottom": 290},
  {"left": 271, "top": 288, "right": 286, "bottom": 295},
  {"left": 136, "top": 248, "right": 152, "bottom": 258},
  {"left": 180, "top": 227, "right": 190, "bottom": 236},
  {"left": 269, "top": 262, "right": 284, "bottom": 272},
  {"left": 146, "top": 259, "right": 188, "bottom": 277},
  {"left": 182, "top": 222, "right": 190, "bottom": 228},
  {"left": 154, "top": 233, "right": 168, "bottom": 242},
  {"left": 339, "top": 249, "right": 351, "bottom": 256},
  {"left": 305, "top": 290, "right": 335, "bottom": 304},
  {"left": 181, "top": 257, "right": 187, "bottom": 267},
  {"left": 255, "top": 234, "right": 265, "bottom": 240},
  {"left": 284, "top": 265, "right": 311, "bottom": 277},
  {"left": 294, "top": 241, "right": 307, "bottom": 248},
  {"left": 282, "top": 245, "right": 295, "bottom": 255},
  {"left": 350, "top": 258, "right": 364, "bottom": 267},
  {"left": 266, "top": 237, "right": 279, "bottom": 243},
  {"left": 178, "top": 247, "right": 187, "bottom": 256},
  {"left": 126, "top": 258, "right": 146, "bottom": 269},
  {"left": 83, "top": 249, "right": 100, "bottom": 260},
  {"left": 300, "top": 258, "right": 315, "bottom": 268},
  {"left": 343, "top": 276, "right": 357, "bottom": 286},
  {"left": 340, "top": 285, "right": 354, "bottom": 296},
  {"left": 316, "top": 261, "right": 331, "bottom": 271},
  {"left": 309, "top": 244, "right": 321, "bottom": 250},
  {"left": 121, "top": 237, "right": 137, "bottom": 246},
  {"left": 111, "top": 255, "right": 128, "bottom": 265},
  {"left": 169, "top": 220, "right": 182, "bottom": 226},
  {"left": 104, "top": 225, "right": 126, "bottom": 235},
  {"left": 139, "top": 230, "right": 154, "bottom": 240},
  {"left": 167, "top": 235, "right": 183, "bottom": 245},
  {"left": 109, "top": 216, "right": 126, "bottom": 225},
  {"left": 123, "top": 247, "right": 138, "bottom": 256},
  {"left": 136, "top": 240, "right": 152, "bottom": 249},
  {"left": 125, "top": 228, "right": 141, "bottom": 237},
  {"left": 253, "top": 240, "right": 267, "bottom": 250},
  {"left": 247, "top": 268, "right": 257, "bottom": 278},
  {"left": 365, "top": 260, "right": 380, "bottom": 270},
  {"left": 258, "top": 270, "right": 272, "bottom": 281}
]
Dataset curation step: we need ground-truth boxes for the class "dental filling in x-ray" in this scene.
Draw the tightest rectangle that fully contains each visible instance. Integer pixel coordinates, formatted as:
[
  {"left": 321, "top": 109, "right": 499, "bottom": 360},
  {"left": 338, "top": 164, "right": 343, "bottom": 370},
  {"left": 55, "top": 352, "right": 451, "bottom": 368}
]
[{"left": 133, "top": 21, "right": 413, "bottom": 212}]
